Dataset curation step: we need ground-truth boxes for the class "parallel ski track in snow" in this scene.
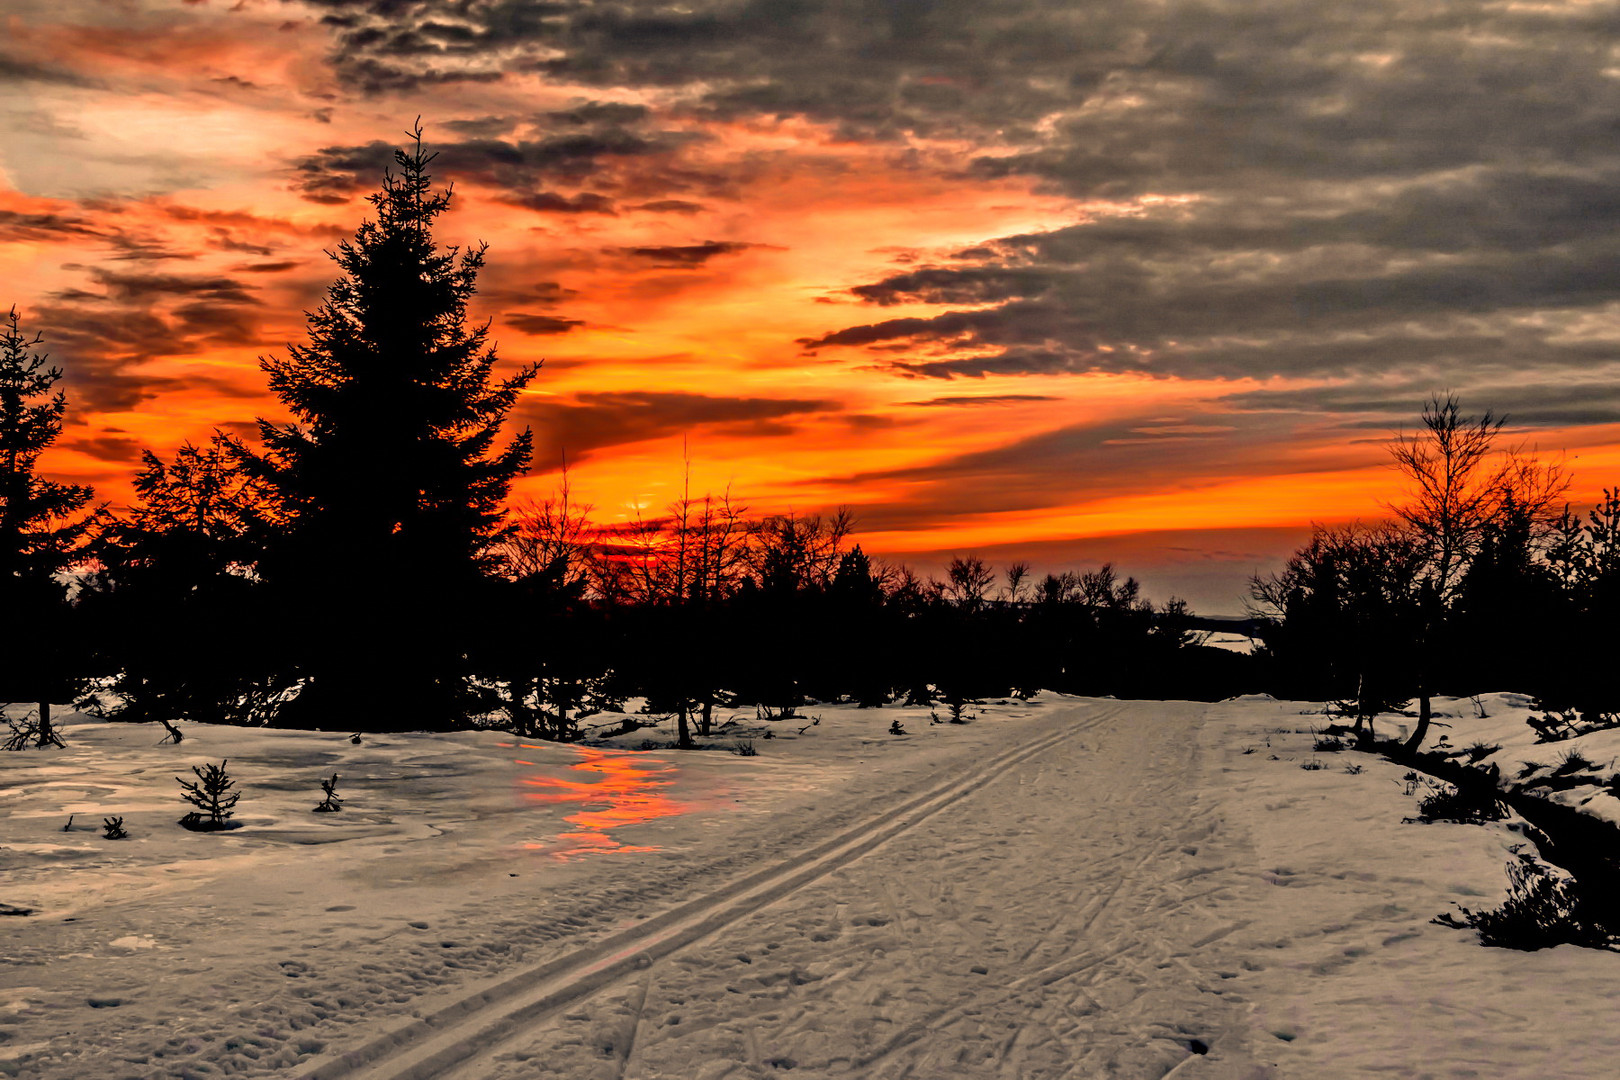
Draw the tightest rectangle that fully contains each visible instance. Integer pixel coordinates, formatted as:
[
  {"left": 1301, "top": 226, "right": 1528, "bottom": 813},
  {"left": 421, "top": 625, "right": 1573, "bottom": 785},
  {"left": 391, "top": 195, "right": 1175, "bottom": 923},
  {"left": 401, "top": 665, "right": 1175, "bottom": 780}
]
[{"left": 299, "top": 705, "right": 1113, "bottom": 1080}]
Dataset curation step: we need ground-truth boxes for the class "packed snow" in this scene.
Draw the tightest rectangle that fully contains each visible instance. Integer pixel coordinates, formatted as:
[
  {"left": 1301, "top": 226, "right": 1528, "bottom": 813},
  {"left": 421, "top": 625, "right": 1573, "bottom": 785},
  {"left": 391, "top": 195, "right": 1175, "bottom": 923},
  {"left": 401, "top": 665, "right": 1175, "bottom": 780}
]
[{"left": 2, "top": 693, "right": 1616, "bottom": 1079}]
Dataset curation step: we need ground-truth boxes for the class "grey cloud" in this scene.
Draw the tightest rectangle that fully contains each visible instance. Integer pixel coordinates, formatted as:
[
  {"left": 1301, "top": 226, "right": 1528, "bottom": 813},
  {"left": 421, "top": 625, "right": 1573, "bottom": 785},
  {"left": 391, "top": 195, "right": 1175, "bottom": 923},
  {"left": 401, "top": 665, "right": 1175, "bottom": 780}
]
[
  {"left": 506, "top": 312, "right": 585, "bottom": 335},
  {"left": 32, "top": 269, "right": 264, "bottom": 411},
  {"left": 296, "top": 0, "right": 1620, "bottom": 419},
  {"left": 62, "top": 435, "right": 144, "bottom": 463},
  {"left": 618, "top": 241, "right": 758, "bottom": 268},
  {"left": 0, "top": 209, "right": 105, "bottom": 243},
  {"left": 72, "top": 269, "right": 260, "bottom": 306},
  {"left": 291, "top": 117, "right": 704, "bottom": 208},
  {"left": 501, "top": 191, "right": 617, "bottom": 214},
  {"left": 0, "top": 53, "right": 102, "bottom": 88},
  {"left": 235, "top": 261, "right": 302, "bottom": 274},
  {"left": 1219, "top": 377, "right": 1620, "bottom": 430},
  {"left": 905, "top": 394, "right": 1060, "bottom": 407},
  {"left": 633, "top": 199, "right": 706, "bottom": 214}
]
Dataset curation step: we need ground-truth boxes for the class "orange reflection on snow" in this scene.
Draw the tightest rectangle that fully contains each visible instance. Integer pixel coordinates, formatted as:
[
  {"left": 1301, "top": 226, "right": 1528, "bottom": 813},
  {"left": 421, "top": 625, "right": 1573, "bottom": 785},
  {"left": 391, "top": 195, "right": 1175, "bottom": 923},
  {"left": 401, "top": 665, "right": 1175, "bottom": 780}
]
[{"left": 519, "top": 746, "right": 686, "bottom": 860}]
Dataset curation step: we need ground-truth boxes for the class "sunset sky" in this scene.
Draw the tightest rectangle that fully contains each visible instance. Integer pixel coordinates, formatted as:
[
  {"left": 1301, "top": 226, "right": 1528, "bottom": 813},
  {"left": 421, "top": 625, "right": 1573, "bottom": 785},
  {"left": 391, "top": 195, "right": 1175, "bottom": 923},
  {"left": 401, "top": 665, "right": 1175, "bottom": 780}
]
[{"left": 7, "top": 0, "right": 1620, "bottom": 611}]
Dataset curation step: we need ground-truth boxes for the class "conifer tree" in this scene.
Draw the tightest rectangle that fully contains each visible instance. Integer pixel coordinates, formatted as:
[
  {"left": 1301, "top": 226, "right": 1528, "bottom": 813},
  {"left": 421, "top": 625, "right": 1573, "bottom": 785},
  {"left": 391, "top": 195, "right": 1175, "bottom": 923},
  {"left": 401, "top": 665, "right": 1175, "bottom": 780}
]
[
  {"left": 232, "top": 126, "right": 537, "bottom": 729},
  {"left": 0, "top": 307, "right": 95, "bottom": 740},
  {"left": 85, "top": 436, "right": 274, "bottom": 724}
]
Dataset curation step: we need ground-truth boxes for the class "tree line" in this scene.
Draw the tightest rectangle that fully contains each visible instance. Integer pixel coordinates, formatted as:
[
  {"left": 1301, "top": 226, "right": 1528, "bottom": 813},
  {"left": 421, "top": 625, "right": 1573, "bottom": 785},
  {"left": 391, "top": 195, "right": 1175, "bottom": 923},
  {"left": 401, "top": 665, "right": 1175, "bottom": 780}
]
[
  {"left": 0, "top": 130, "right": 1242, "bottom": 741},
  {"left": 1250, "top": 394, "right": 1619, "bottom": 746},
  {"left": 9, "top": 130, "right": 1605, "bottom": 744}
]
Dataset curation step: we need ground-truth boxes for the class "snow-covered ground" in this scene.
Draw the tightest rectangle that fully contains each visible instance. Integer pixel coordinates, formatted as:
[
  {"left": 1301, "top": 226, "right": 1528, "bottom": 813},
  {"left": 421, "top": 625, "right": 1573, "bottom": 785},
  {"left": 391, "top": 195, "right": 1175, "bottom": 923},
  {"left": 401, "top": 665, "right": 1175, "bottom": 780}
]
[{"left": 3, "top": 694, "right": 1616, "bottom": 1079}]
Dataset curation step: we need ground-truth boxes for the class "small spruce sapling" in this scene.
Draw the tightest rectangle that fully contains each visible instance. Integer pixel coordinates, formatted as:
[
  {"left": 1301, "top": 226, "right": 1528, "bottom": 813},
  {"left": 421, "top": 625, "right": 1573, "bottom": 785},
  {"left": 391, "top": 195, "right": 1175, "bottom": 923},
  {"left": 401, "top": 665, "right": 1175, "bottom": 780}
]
[
  {"left": 888, "top": 719, "right": 907, "bottom": 736},
  {"left": 102, "top": 816, "right": 128, "bottom": 840},
  {"left": 313, "top": 774, "right": 342, "bottom": 812},
  {"left": 177, "top": 759, "right": 239, "bottom": 831}
]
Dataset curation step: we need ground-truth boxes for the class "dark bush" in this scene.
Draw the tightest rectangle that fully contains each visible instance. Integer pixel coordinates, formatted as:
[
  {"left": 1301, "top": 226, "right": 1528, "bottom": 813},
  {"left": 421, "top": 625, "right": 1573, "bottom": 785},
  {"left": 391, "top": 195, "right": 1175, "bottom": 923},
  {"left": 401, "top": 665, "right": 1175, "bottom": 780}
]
[
  {"left": 1413, "top": 780, "right": 1506, "bottom": 824},
  {"left": 1435, "top": 858, "right": 1614, "bottom": 951}
]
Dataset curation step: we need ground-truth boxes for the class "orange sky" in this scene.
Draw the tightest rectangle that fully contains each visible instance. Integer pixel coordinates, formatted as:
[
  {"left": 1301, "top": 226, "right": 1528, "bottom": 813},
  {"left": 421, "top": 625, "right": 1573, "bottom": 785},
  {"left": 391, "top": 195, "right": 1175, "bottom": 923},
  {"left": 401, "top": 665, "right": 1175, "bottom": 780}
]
[{"left": 8, "top": 0, "right": 1620, "bottom": 612}]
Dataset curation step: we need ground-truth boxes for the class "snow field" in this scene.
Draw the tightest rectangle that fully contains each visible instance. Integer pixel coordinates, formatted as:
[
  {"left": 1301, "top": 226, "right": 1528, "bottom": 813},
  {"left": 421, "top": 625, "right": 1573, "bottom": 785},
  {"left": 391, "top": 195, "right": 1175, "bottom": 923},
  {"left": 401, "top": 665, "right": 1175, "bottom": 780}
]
[
  {"left": 0, "top": 698, "right": 1055, "bottom": 1079},
  {"left": 4, "top": 693, "right": 1620, "bottom": 1079},
  {"left": 1204, "top": 696, "right": 1620, "bottom": 1078}
]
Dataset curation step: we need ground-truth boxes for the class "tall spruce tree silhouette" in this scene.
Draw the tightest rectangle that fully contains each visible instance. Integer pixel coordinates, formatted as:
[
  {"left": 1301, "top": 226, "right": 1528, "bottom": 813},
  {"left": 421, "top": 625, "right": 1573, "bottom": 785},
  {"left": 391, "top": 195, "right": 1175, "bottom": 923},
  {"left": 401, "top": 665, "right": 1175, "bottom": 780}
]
[
  {"left": 0, "top": 307, "right": 96, "bottom": 741},
  {"left": 234, "top": 126, "right": 537, "bottom": 730}
]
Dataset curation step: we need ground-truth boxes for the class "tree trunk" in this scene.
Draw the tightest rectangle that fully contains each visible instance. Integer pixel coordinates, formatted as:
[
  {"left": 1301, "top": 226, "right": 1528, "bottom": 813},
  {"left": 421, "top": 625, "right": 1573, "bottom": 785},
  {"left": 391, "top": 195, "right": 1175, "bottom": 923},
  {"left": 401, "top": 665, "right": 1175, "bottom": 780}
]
[
  {"left": 1405, "top": 684, "right": 1432, "bottom": 752},
  {"left": 1405, "top": 579, "right": 1440, "bottom": 753},
  {"left": 676, "top": 700, "right": 692, "bottom": 748},
  {"left": 553, "top": 681, "right": 571, "bottom": 741}
]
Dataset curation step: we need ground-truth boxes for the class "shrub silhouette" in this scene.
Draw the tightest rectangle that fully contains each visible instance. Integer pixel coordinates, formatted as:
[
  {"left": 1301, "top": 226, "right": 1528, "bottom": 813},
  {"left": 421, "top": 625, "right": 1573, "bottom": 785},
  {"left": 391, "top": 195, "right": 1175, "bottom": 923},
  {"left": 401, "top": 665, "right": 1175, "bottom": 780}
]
[
  {"left": 313, "top": 773, "right": 342, "bottom": 813},
  {"left": 1436, "top": 859, "right": 1614, "bottom": 951}
]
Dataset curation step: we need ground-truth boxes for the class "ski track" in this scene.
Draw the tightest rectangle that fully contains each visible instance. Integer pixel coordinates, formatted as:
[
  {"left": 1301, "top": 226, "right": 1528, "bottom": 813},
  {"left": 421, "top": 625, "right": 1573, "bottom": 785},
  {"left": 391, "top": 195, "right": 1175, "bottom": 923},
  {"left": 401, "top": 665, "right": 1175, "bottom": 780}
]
[
  {"left": 298, "top": 710, "right": 1105, "bottom": 1080},
  {"left": 5, "top": 701, "right": 1127, "bottom": 1080},
  {"left": 424, "top": 702, "right": 1263, "bottom": 1080}
]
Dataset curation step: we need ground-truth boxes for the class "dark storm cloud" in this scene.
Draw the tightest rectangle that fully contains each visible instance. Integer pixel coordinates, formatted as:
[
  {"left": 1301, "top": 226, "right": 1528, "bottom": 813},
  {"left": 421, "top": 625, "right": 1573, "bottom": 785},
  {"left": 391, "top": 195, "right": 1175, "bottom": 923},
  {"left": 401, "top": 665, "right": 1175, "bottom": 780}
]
[{"left": 524, "top": 390, "right": 841, "bottom": 467}]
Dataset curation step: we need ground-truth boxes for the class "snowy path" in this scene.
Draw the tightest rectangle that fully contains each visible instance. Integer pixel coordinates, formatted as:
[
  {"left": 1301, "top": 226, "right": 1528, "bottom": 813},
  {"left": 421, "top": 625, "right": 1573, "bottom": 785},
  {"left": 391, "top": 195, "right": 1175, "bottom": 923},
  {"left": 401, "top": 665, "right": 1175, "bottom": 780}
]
[
  {"left": 303, "top": 707, "right": 1123, "bottom": 1079},
  {"left": 312, "top": 701, "right": 1260, "bottom": 1079}
]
